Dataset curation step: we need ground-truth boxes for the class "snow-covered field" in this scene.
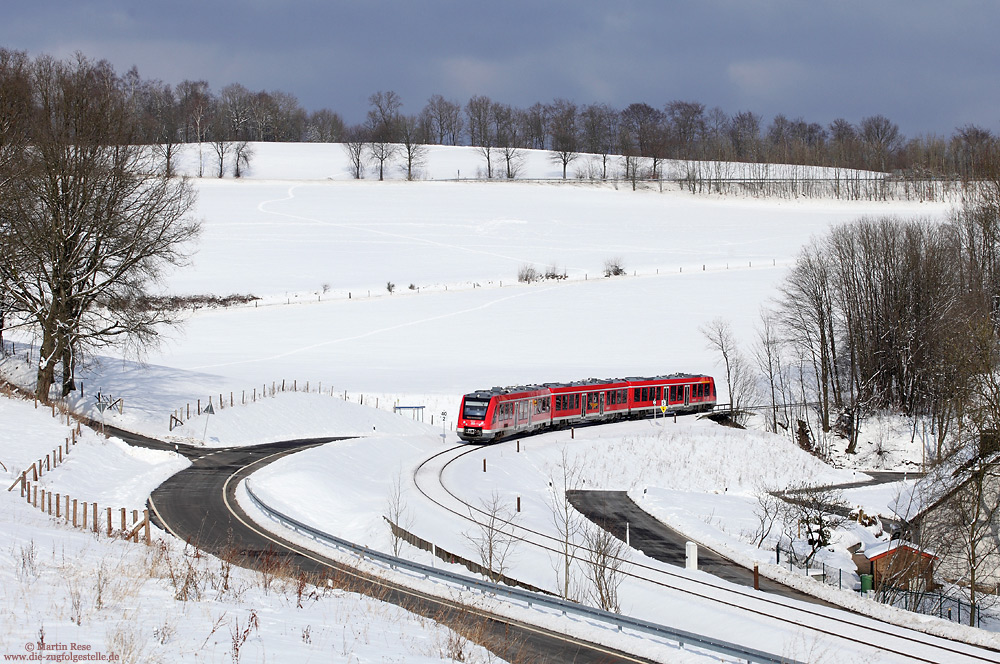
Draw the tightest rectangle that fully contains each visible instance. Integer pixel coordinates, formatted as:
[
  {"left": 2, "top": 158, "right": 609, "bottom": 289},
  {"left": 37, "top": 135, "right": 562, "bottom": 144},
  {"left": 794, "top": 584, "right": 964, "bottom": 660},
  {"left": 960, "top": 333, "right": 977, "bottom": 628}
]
[{"left": 5, "top": 143, "right": 994, "bottom": 661}]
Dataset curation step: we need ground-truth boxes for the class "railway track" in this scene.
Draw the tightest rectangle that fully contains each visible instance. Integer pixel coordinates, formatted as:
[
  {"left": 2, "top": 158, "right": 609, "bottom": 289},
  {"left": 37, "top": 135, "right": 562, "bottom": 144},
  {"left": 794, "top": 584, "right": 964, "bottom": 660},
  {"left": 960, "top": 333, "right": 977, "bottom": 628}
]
[
  {"left": 412, "top": 441, "right": 1000, "bottom": 664},
  {"left": 142, "top": 435, "right": 662, "bottom": 664}
]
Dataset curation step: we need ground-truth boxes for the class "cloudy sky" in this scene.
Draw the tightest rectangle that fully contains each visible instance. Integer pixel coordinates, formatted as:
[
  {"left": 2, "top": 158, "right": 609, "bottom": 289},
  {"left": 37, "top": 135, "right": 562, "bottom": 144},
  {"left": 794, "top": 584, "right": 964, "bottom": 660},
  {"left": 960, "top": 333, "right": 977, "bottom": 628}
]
[{"left": 3, "top": 1, "right": 997, "bottom": 137}]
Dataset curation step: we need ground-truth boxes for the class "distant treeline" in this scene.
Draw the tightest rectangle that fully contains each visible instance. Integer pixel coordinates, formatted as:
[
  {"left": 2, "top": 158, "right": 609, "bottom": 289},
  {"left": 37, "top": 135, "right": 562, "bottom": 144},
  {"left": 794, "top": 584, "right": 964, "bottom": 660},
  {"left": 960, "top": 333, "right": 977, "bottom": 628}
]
[{"left": 2, "top": 48, "right": 997, "bottom": 183}]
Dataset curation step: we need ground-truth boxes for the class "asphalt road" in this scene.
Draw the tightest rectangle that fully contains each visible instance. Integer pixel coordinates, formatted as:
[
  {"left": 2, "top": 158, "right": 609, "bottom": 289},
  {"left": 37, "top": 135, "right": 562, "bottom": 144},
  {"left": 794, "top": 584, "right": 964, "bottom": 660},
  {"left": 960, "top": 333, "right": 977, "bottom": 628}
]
[
  {"left": 124, "top": 428, "right": 657, "bottom": 664},
  {"left": 567, "top": 490, "right": 839, "bottom": 607}
]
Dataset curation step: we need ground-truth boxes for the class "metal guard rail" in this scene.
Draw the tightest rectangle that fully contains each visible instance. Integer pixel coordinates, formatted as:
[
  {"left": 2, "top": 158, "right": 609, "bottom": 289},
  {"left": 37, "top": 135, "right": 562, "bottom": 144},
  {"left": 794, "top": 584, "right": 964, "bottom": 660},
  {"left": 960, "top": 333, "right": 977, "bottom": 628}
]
[{"left": 244, "top": 480, "right": 803, "bottom": 664}]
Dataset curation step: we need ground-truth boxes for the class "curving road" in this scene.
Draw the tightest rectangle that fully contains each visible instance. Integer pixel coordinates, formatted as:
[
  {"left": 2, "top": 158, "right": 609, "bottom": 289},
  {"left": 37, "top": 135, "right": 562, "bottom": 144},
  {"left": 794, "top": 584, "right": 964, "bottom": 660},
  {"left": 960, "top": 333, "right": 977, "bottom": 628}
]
[
  {"left": 567, "top": 490, "right": 838, "bottom": 605},
  {"left": 120, "top": 427, "right": 660, "bottom": 664}
]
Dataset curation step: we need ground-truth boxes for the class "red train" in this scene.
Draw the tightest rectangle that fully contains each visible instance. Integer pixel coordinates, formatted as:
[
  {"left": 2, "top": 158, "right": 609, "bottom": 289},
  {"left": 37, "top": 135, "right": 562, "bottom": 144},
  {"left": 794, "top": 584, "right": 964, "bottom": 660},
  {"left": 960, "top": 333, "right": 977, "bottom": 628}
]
[{"left": 457, "top": 373, "right": 716, "bottom": 442}]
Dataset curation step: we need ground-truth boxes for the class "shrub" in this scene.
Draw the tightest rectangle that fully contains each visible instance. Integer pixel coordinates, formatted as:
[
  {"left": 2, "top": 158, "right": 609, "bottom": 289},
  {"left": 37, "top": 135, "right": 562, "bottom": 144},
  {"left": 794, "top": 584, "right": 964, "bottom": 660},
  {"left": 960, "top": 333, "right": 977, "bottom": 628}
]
[{"left": 603, "top": 257, "right": 625, "bottom": 277}]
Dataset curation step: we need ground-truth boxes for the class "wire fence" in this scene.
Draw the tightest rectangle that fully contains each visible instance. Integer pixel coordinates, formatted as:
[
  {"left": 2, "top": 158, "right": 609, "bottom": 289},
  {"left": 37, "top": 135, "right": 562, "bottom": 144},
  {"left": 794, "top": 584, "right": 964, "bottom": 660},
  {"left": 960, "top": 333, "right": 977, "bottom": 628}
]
[
  {"left": 775, "top": 544, "right": 859, "bottom": 591},
  {"left": 775, "top": 545, "right": 987, "bottom": 627},
  {"left": 875, "top": 588, "right": 983, "bottom": 628}
]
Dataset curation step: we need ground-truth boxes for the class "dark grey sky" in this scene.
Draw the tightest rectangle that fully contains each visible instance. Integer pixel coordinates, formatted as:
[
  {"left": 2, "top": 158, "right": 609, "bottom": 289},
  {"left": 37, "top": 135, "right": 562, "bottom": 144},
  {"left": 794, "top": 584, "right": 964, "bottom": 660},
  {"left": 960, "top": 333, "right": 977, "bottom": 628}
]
[{"left": 3, "top": 1, "right": 997, "bottom": 137}]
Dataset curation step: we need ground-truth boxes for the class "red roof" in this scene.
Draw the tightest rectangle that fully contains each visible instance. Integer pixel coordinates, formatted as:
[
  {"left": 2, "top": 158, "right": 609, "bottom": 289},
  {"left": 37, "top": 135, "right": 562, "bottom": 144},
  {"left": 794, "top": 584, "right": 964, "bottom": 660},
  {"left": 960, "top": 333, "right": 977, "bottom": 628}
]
[{"left": 864, "top": 540, "right": 937, "bottom": 562}]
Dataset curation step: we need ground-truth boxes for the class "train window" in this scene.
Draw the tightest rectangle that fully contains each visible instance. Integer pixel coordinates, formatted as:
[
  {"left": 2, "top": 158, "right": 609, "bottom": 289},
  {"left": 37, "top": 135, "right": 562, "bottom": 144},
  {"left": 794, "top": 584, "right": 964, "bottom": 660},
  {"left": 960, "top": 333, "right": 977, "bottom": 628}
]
[
  {"left": 640, "top": 387, "right": 647, "bottom": 402},
  {"left": 656, "top": 386, "right": 662, "bottom": 401},
  {"left": 463, "top": 399, "right": 489, "bottom": 420},
  {"left": 633, "top": 388, "right": 639, "bottom": 401}
]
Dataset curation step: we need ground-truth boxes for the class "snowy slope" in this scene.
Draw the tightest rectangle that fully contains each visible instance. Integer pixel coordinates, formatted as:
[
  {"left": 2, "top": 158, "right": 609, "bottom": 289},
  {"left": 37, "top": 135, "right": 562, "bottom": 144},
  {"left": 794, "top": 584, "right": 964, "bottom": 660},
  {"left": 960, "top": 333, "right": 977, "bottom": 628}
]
[{"left": 4, "top": 143, "right": 990, "bottom": 661}]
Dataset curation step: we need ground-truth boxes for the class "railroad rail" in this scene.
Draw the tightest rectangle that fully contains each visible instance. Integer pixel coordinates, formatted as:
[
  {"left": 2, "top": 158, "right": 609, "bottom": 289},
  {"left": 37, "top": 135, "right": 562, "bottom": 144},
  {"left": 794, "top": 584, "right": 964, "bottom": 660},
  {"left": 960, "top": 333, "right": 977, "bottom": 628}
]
[
  {"left": 411, "top": 443, "right": 999, "bottom": 664},
  {"left": 243, "top": 477, "right": 801, "bottom": 664}
]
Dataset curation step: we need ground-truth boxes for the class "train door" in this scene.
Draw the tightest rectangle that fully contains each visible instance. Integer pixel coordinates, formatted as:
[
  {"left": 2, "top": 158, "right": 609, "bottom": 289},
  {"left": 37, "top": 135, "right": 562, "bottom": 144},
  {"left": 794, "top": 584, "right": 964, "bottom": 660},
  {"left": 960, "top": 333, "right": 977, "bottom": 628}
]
[
  {"left": 580, "top": 393, "right": 586, "bottom": 418},
  {"left": 684, "top": 385, "right": 691, "bottom": 407},
  {"left": 599, "top": 392, "right": 605, "bottom": 415}
]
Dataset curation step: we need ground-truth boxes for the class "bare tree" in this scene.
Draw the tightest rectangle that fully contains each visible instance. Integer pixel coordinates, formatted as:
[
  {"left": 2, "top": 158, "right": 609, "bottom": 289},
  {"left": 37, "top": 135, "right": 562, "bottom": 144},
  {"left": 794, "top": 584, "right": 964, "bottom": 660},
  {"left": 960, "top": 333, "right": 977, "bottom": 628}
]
[
  {"left": 580, "top": 103, "right": 618, "bottom": 179},
  {"left": 466, "top": 95, "right": 496, "bottom": 178},
  {"left": 701, "top": 317, "right": 757, "bottom": 415},
  {"left": 753, "top": 308, "right": 785, "bottom": 433},
  {"left": 0, "top": 48, "right": 31, "bottom": 350},
  {"left": 492, "top": 103, "right": 522, "bottom": 179},
  {"left": 859, "top": 114, "right": 903, "bottom": 172},
  {"left": 421, "top": 94, "right": 463, "bottom": 145},
  {"left": 728, "top": 110, "right": 763, "bottom": 162},
  {"left": 751, "top": 483, "right": 782, "bottom": 548},
  {"left": 366, "top": 90, "right": 401, "bottom": 181},
  {"left": 464, "top": 491, "right": 519, "bottom": 582},
  {"left": 582, "top": 522, "right": 628, "bottom": 612},
  {"left": 342, "top": 124, "right": 368, "bottom": 179},
  {"left": 779, "top": 484, "right": 849, "bottom": 567},
  {"left": 0, "top": 53, "right": 200, "bottom": 400},
  {"left": 520, "top": 102, "right": 549, "bottom": 150},
  {"left": 306, "top": 108, "right": 345, "bottom": 143},
  {"left": 385, "top": 470, "right": 413, "bottom": 557},
  {"left": 547, "top": 447, "right": 585, "bottom": 599},
  {"left": 665, "top": 100, "right": 706, "bottom": 160},
  {"left": 176, "top": 79, "right": 212, "bottom": 176},
  {"left": 233, "top": 140, "right": 253, "bottom": 178},
  {"left": 209, "top": 136, "right": 231, "bottom": 177},
  {"left": 397, "top": 114, "right": 427, "bottom": 180},
  {"left": 548, "top": 99, "right": 579, "bottom": 179}
]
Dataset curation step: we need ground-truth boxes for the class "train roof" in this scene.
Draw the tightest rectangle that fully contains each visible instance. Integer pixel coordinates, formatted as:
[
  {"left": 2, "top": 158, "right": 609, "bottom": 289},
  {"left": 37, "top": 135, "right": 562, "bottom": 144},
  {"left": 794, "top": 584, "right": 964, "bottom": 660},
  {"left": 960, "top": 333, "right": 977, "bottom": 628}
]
[{"left": 462, "top": 374, "right": 711, "bottom": 399}]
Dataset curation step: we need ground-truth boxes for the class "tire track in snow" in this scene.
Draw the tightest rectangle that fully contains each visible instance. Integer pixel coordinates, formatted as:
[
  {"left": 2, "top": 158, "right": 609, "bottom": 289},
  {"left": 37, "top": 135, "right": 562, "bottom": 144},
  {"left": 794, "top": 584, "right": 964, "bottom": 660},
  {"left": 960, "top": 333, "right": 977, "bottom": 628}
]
[
  {"left": 257, "top": 183, "right": 594, "bottom": 274},
  {"left": 184, "top": 281, "right": 569, "bottom": 371}
]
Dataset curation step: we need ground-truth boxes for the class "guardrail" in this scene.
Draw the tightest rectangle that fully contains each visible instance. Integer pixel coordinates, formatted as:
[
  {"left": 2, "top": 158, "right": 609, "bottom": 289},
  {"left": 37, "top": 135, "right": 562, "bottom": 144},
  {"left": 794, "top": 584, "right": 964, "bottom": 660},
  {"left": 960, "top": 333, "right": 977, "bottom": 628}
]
[{"left": 243, "top": 480, "right": 803, "bottom": 664}]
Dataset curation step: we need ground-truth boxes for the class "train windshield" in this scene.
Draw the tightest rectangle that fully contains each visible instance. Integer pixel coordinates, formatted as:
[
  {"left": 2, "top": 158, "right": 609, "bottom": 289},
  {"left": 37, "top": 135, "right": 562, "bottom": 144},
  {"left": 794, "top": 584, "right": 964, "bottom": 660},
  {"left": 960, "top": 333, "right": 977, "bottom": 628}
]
[{"left": 462, "top": 399, "right": 490, "bottom": 420}]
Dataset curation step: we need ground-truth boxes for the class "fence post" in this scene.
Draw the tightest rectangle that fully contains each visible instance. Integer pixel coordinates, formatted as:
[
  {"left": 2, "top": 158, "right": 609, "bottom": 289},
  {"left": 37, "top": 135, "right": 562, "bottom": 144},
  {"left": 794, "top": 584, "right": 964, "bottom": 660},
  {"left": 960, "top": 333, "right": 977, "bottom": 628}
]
[
  {"left": 144, "top": 509, "right": 150, "bottom": 546},
  {"left": 73, "top": 499, "right": 77, "bottom": 528},
  {"left": 56, "top": 493, "right": 60, "bottom": 518},
  {"left": 107, "top": 507, "right": 112, "bottom": 537},
  {"left": 93, "top": 503, "right": 98, "bottom": 533},
  {"left": 120, "top": 508, "right": 126, "bottom": 534},
  {"left": 82, "top": 502, "right": 87, "bottom": 530}
]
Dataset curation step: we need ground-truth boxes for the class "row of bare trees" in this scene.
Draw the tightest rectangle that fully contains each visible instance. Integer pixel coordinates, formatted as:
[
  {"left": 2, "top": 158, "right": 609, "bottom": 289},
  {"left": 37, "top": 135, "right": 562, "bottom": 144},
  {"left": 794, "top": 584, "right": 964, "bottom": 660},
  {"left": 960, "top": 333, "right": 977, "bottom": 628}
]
[
  {"left": 348, "top": 93, "right": 1000, "bottom": 184},
  {"left": 700, "top": 171, "right": 1000, "bottom": 621},
  {"left": 18, "top": 46, "right": 996, "bottom": 183},
  {"left": 771, "top": 185, "right": 1000, "bottom": 459},
  {"left": 0, "top": 50, "right": 200, "bottom": 402}
]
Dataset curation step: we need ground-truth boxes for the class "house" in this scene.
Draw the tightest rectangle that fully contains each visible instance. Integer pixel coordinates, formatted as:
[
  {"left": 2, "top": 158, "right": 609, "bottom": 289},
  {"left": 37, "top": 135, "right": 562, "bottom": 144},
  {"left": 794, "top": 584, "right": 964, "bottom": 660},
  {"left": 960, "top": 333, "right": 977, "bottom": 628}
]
[
  {"left": 852, "top": 540, "right": 937, "bottom": 592},
  {"left": 905, "top": 446, "right": 1000, "bottom": 594}
]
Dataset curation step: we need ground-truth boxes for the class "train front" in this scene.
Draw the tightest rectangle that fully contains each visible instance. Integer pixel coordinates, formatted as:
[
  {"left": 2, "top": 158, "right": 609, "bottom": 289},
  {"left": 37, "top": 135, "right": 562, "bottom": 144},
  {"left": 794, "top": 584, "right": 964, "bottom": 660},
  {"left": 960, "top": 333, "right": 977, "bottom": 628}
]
[{"left": 457, "top": 391, "right": 496, "bottom": 442}]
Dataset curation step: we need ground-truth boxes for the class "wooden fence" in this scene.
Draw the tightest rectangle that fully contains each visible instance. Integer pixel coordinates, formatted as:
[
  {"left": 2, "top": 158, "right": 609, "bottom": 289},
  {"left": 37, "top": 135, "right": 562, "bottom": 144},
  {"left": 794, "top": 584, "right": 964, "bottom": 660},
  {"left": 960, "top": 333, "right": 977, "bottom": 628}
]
[
  {"left": 7, "top": 428, "right": 151, "bottom": 545},
  {"left": 168, "top": 378, "right": 396, "bottom": 431}
]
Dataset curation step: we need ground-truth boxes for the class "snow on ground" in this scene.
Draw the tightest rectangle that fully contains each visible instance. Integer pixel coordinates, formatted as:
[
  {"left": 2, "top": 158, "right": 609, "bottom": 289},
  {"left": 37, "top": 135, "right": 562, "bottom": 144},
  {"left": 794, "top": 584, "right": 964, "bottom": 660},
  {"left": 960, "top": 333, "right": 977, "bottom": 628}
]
[
  {"left": 4, "top": 143, "right": 992, "bottom": 660},
  {"left": 0, "top": 392, "right": 507, "bottom": 664}
]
